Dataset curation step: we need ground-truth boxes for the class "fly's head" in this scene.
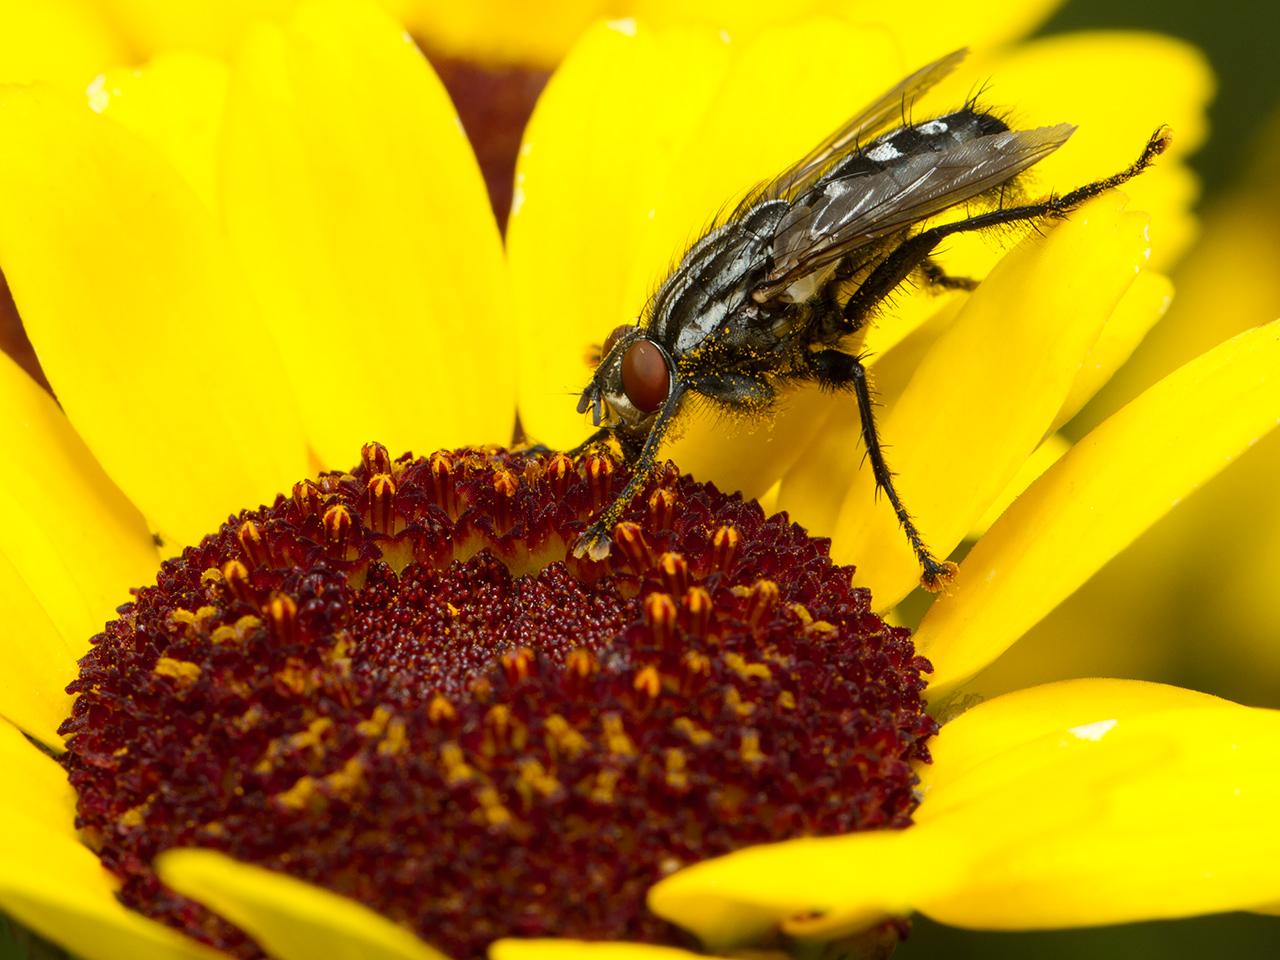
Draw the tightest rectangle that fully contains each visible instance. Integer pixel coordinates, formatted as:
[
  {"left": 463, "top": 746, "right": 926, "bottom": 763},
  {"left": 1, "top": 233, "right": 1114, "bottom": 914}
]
[{"left": 577, "top": 324, "right": 676, "bottom": 436}]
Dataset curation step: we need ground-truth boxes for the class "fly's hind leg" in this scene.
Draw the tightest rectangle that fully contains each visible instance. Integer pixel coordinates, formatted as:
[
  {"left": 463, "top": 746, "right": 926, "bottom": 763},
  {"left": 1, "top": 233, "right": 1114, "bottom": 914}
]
[
  {"left": 829, "top": 127, "right": 1170, "bottom": 588},
  {"left": 808, "top": 348, "right": 957, "bottom": 591},
  {"left": 843, "top": 127, "right": 1171, "bottom": 329}
]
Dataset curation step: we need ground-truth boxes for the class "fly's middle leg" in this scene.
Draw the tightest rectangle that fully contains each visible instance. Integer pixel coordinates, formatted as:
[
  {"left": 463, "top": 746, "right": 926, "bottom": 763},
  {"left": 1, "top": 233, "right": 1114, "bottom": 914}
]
[{"left": 808, "top": 348, "right": 957, "bottom": 591}]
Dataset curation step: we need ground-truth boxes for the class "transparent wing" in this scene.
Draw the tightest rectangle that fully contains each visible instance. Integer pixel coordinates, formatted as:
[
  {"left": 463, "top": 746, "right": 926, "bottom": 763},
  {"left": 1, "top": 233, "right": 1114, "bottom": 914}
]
[
  {"left": 760, "top": 123, "right": 1076, "bottom": 298},
  {"left": 766, "top": 48, "right": 969, "bottom": 200}
]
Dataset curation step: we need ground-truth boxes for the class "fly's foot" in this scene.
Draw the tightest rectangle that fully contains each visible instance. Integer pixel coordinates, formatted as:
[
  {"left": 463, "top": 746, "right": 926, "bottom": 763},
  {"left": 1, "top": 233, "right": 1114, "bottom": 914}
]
[
  {"left": 920, "top": 559, "right": 958, "bottom": 593},
  {"left": 571, "top": 525, "right": 614, "bottom": 561}
]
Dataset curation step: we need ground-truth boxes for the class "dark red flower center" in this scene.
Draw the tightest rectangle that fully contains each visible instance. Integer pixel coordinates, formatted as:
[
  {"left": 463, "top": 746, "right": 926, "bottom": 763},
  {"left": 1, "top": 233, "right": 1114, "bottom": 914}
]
[{"left": 61, "top": 445, "right": 935, "bottom": 959}]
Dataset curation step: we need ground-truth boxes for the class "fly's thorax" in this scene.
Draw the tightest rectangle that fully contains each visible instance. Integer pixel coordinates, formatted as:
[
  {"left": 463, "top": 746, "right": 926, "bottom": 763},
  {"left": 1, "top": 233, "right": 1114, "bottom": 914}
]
[{"left": 647, "top": 200, "right": 791, "bottom": 357}]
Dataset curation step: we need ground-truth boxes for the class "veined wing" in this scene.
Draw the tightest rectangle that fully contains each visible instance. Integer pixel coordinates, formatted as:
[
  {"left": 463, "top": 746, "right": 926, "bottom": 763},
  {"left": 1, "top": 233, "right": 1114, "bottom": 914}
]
[
  {"left": 759, "top": 123, "right": 1076, "bottom": 299},
  {"left": 766, "top": 48, "right": 969, "bottom": 200}
]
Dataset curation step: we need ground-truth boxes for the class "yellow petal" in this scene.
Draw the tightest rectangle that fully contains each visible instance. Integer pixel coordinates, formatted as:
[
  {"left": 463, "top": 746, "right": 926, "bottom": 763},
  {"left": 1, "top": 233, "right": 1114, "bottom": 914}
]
[
  {"left": 0, "top": 716, "right": 77, "bottom": 836},
  {"left": 914, "top": 680, "right": 1280, "bottom": 929},
  {"left": 0, "top": 350, "right": 156, "bottom": 745},
  {"left": 0, "top": 315, "right": 156, "bottom": 638},
  {"left": 404, "top": 0, "right": 1060, "bottom": 69},
  {"left": 0, "top": 0, "right": 129, "bottom": 92},
  {"left": 222, "top": 0, "right": 510, "bottom": 468},
  {"left": 918, "top": 319, "right": 1280, "bottom": 695},
  {"left": 157, "top": 848, "right": 449, "bottom": 960},
  {"left": 403, "top": 0, "right": 607, "bottom": 68},
  {"left": 968, "top": 433, "right": 1071, "bottom": 540},
  {"left": 492, "top": 940, "right": 716, "bottom": 960},
  {"left": 830, "top": 0, "right": 1062, "bottom": 64},
  {"left": 0, "top": 85, "right": 308, "bottom": 549},
  {"left": 831, "top": 192, "right": 1149, "bottom": 607},
  {"left": 648, "top": 820, "right": 938, "bottom": 952},
  {"left": 0, "top": 793, "right": 216, "bottom": 957},
  {"left": 651, "top": 680, "right": 1280, "bottom": 946},
  {"left": 0, "top": 559, "right": 77, "bottom": 747},
  {"left": 96, "top": 0, "right": 297, "bottom": 58},
  {"left": 87, "top": 52, "right": 230, "bottom": 212},
  {"left": 1054, "top": 270, "right": 1174, "bottom": 432}
]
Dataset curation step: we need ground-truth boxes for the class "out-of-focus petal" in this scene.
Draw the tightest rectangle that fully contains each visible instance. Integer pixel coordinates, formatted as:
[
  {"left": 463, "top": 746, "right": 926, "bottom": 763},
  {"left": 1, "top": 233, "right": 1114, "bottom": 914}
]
[
  {"left": 222, "top": 0, "right": 510, "bottom": 467},
  {"left": 651, "top": 680, "right": 1280, "bottom": 946},
  {"left": 0, "top": 717, "right": 77, "bottom": 836},
  {"left": 0, "top": 351, "right": 156, "bottom": 745},
  {"left": 96, "top": 0, "right": 296, "bottom": 58},
  {"left": 0, "top": 0, "right": 129, "bottom": 91},
  {"left": 157, "top": 849, "right": 450, "bottom": 960},
  {"left": 0, "top": 559, "right": 77, "bottom": 747},
  {"left": 87, "top": 52, "right": 230, "bottom": 211},
  {"left": 0, "top": 729, "right": 216, "bottom": 960},
  {"left": 831, "top": 193, "right": 1149, "bottom": 607},
  {"left": 918, "top": 319, "right": 1280, "bottom": 696},
  {"left": 404, "top": 0, "right": 1062, "bottom": 69},
  {"left": 0, "top": 85, "right": 308, "bottom": 548}
]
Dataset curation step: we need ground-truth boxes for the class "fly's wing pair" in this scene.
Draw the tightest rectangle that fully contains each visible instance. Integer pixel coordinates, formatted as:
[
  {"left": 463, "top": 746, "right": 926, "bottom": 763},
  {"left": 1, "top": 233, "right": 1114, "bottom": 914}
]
[{"left": 754, "top": 49, "right": 1076, "bottom": 301}]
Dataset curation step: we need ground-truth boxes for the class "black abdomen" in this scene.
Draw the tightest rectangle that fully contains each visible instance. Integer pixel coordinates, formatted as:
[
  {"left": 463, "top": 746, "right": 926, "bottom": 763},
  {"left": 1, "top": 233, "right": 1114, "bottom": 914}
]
[{"left": 827, "top": 108, "right": 1010, "bottom": 180}]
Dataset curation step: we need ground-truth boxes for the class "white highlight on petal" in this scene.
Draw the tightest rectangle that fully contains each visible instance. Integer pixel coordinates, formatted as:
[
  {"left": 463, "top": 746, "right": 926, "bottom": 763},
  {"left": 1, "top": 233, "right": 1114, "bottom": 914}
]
[
  {"left": 606, "top": 18, "right": 638, "bottom": 37},
  {"left": 86, "top": 74, "right": 110, "bottom": 113},
  {"left": 1068, "top": 719, "right": 1118, "bottom": 741}
]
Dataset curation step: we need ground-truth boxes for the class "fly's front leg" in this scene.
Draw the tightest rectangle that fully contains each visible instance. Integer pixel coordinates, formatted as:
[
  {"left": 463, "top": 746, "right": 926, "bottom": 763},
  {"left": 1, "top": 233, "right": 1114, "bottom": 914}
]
[
  {"left": 571, "top": 389, "right": 685, "bottom": 561},
  {"left": 809, "top": 349, "right": 956, "bottom": 591}
]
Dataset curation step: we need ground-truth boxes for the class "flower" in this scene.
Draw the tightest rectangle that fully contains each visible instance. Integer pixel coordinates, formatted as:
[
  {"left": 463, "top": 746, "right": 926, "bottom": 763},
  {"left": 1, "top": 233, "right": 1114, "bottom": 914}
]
[{"left": 0, "top": 2, "right": 1278, "bottom": 960}]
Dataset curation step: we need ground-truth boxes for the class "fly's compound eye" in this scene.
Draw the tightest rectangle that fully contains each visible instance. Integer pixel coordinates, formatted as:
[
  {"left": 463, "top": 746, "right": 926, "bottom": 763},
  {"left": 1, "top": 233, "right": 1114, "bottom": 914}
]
[
  {"left": 602, "top": 324, "right": 632, "bottom": 358},
  {"left": 620, "top": 339, "right": 670, "bottom": 414}
]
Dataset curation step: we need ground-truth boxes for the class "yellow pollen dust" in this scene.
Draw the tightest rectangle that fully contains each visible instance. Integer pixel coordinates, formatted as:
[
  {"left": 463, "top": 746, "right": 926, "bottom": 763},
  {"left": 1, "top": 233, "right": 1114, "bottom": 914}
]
[
  {"left": 724, "top": 652, "right": 772, "bottom": 682},
  {"left": 288, "top": 717, "right": 334, "bottom": 753},
  {"left": 633, "top": 665, "right": 662, "bottom": 698},
  {"left": 428, "top": 695, "right": 456, "bottom": 725},
  {"left": 439, "top": 742, "right": 475, "bottom": 786},
  {"left": 601, "top": 713, "right": 636, "bottom": 756},
  {"left": 209, "top": 614, "right": 262, "bottom": 645},
  {"left": 673, "top": 717, "right": 713, "bottom": 746},
  {"left": 664, "top": 749, "right": 689, "bottom": 790},
  {"left": 152, "top": 657, "right": 201, "bottom": 686},
  {"left": 544, "top": 714, "right": 590, "bottom": 760}
]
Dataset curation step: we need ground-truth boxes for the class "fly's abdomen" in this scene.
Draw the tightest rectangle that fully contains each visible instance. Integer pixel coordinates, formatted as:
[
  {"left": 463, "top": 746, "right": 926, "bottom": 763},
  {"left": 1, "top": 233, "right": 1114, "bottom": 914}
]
[{"left": 826, "top": 108, "right": 1011, "bottom": 180}]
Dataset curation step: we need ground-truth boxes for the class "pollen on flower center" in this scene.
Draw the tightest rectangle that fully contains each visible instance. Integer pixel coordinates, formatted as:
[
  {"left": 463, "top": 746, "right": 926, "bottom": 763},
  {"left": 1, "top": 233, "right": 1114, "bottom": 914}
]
[{"left": 60, "top": 444, "right": 936, "bottom": 959}]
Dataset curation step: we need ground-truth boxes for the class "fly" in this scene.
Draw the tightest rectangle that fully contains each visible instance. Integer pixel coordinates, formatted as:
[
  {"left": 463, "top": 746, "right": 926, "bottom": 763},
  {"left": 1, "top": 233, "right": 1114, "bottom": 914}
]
[{"left": 571, "top": 48, "right": 1170, "bottom": 590}]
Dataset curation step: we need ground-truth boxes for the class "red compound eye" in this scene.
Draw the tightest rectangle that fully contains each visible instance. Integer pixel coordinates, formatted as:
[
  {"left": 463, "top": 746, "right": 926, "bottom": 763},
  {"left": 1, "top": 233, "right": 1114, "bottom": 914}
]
[
  {"left": 621, "top": 339, "right": 670, "bottom": 414},
  {"left": 602, "top": 324, "right": 631, "bottom": 358}
]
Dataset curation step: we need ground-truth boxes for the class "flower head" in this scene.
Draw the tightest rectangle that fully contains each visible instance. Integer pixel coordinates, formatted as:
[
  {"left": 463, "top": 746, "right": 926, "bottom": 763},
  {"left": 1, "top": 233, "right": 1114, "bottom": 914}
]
[{"left": 0, "top": 2, "right": 1277, "bottom": 960}]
